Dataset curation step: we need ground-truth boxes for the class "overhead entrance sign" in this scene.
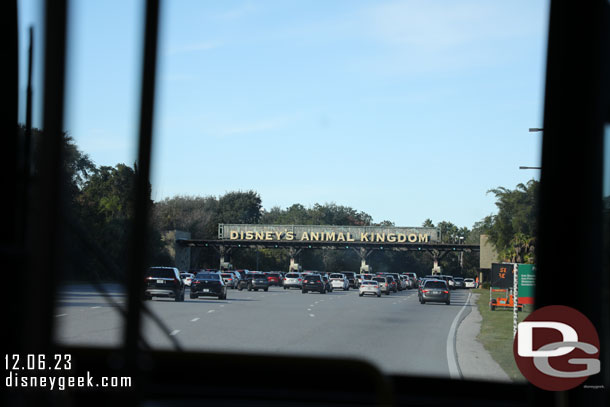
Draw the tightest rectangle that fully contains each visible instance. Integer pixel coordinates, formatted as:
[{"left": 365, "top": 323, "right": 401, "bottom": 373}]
[{"left": 218, "top": 224, "right": 441, "bottom": 244}]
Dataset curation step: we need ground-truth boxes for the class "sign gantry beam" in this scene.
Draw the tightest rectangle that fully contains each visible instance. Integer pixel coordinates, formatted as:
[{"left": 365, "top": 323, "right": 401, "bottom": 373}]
[{"left": 177, "top": 239, "right": 480, "bottom": 253}]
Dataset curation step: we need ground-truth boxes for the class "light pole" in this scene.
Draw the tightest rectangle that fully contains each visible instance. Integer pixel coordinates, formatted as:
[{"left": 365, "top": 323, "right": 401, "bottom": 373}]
[{"left": 520, "top": 128, "right": 543, "bottom": 169}]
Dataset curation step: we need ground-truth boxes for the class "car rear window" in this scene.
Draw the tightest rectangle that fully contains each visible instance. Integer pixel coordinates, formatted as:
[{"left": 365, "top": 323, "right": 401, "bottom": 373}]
[
  {"left": 330, "top": 274, "right": 343, "bottom": 279},
  {"left": 147, "top": 268, "right": 175, "bottom": 278},
  {"left": 305, "top": 275, "right": 321, "bottom": 281},
  {"left": 196, "top": 273, "right": 220, "bottom": 280},
  {"left": 373, "top": 277, "right": 386, "bottom": 283},
  {"left": 362, "top": 281, "right": 376, "bottom": 286},
  {"left": 267, "top": 273, "right": 280, "bottom": 277},
  {"left": 424, "top": 281, "right": 448, "bottom": 289},
  {"left": 285, "top": 274, "right": 299, "bottom": 278},
  {"left": 221, "top": 274, "right": 233, "bottom": 278}
]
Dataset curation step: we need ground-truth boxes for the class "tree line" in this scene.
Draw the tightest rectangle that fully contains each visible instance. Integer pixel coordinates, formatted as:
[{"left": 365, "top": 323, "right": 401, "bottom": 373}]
[{"left": 30, "top": 126, "right": 539, "bottom": 280}]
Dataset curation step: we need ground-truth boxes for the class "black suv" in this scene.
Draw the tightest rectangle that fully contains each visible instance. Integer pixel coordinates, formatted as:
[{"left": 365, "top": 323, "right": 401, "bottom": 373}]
[
  {"left": 144, "top": 267, "right": 185, "bottom": 302},
  {"left": 190, "top": 272, "right": 227, "bottom": 300},
  {"left": 302, "top": 274, "right": 326, "bottom": 294}
]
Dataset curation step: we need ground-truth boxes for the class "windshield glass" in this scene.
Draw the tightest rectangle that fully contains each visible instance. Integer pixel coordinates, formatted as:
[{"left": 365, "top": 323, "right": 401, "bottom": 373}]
[
  {"left": 424, "top": 281, "right": 448, "bottom": 289},
  {"left": 46, "top": 0, "right": 548, "bottom": 385},
  {"left": 147, "top": 269, "right": 175, "bottom": 278},
  {"left": 196, "top": 273, "right": 220, "bottom": 280}
]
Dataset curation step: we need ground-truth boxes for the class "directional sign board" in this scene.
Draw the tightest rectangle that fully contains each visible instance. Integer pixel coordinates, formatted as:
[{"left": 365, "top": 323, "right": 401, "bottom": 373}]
[
  {"left": 491, "top": 263, "right": 514, "bottom": 289},
  {"left": 517, "top": 264, "right": 536, "bottom": 304}
]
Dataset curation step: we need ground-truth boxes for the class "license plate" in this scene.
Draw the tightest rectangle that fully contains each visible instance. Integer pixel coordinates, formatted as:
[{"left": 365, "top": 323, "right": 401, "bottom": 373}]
[
  {"left": 203, "top": 289, "right": 209, "bottom": 292},
  {"left": 157, "top": 280, "right": 164, "bottom": 284},
  {"left": 433, "top": 290, "right": 440, "bottom": 294}
]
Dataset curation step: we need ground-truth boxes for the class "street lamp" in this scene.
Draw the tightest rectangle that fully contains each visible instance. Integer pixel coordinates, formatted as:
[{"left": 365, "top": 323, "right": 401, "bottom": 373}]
[{"left": 520, "top": 128, "right": 543, "bottom": 169}]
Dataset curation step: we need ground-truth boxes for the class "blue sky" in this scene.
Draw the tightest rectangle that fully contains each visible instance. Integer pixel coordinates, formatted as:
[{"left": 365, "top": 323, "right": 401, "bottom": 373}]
[{"left": 18, "top": 0, "right": 552, "bottom": 228}]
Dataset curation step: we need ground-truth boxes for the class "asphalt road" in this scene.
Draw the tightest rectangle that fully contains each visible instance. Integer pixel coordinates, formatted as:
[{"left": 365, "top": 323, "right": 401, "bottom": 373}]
[{"left": 54, "top": 284, "right": 473, "bottom": 377}]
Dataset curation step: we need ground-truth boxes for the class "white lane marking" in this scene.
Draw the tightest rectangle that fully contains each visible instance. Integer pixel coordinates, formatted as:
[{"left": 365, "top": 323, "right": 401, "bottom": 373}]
[
  {"left": 55, "top": 314, "right": 67, "bottom": 317},
  {"left": 309, "top": 304, "right": 315, "bottom": 307},
  {"left": 90, "top": 306, "right": 101, "bottom": 309},
  {"left": 319, "top": 300, "right": 324, "bottom": 302},
  {"left": 314, "top": 301, "right": 319, "bottom": 304},
  {"left": 307, "top": 308, "right": 312, "bottom": 311},
  {"left": 169, "top": 330, "right": 180, "bottom": 336},
  {"left": 309, "top": 314, "right": 315, "bottom": 317},
  {"left": 219, "top": 304, "right": 225, "bottom": 307},
  {"left": 191, "top": 317, "right": 200, "bottom": 322},
  {"left": 447, "top": 291, "right": 472, "bottom": 379},
  {"left": 208, "top": 310, "right": 215, "bottom": 314}
]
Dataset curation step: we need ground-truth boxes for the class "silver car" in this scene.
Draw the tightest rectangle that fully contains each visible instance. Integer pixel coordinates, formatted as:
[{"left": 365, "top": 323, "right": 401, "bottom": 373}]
[
  {"left": 220, "top": 272, "right": 238, "bottom": 289},
  {"left": 329, "top": 273, "right": 349, "bottom": 290},
  {"left": 283, "top": 273, "right": 302, "bottom": 289},
  {"left": 359, "top": 280, "right": 381, "bottom": 297}
]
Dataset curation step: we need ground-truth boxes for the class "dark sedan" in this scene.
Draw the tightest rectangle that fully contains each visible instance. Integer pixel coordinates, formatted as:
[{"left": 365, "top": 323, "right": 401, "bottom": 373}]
[
  {"left": 190, "top": 272, "right": 227, "bottom": 300},
  {"left": 420, "top": 280, "right": 450, "bottom": 305},
  {"left": 453, "top": 277, "right": 465, "bottom": 289},
  {"left": 302, "top": 274, "right": 326, "bottom": 294},
  {"left": 249, "top": 274, "right": 270, "bottom": 291}
]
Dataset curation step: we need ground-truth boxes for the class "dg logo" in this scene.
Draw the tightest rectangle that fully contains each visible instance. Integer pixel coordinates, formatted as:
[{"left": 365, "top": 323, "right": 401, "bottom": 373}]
[{"left": 513, "top": 305, "right": 601, "bottom": 391}]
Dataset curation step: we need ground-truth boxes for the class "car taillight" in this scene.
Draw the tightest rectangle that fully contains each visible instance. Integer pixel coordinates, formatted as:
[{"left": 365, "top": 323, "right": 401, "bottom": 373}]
[
  {"left": 304, "top": 280, "right": 308, "bottom": 283},
  {"left": 423, "top": 289, "right": 429, "bottom": 293},
  {"left": 193, "top": 281, "right": 200, "bottom": 284},
  {"left": 443, "top": 290, "right": 449, "bottom": 294}
]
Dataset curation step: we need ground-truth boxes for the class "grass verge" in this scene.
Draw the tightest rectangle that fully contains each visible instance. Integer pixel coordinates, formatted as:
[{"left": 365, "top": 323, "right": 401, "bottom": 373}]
[{"left": 473, "top": 288, "right": 531, "bottom": 382}]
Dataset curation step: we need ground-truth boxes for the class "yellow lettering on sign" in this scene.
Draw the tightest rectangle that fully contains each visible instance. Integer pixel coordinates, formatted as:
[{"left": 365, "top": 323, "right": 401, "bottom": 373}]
[
  {"left": 337, "top": 233, "right": 345, "bottom": 242},
  {"left": 286, "top": 232, "right": 295, "bottom": 240},
  {"left": 397, "top": 233, "right": 406, "bottom": 242},
  {"left": 230, "top": 231, "right": 238, "bottom": 239},
  {"left": 265, "top": 231, "right": 273, "bottom": 240},
  {"left": 310, "top": 232, "right": 319, "bottom": 241},
  {"left": 347, "top": 233, "right": 355, "bottom": 242},
  {"left": 245, "top": 231, "right": 253, "bottom": 240},
  {"left": 326, "top": 232, "right": 336, "bottom": 241},
  {"left": 361, "top": 233, "right": 369, "bottom": 242},
  {"left": 408, "top": 234, "right": 417, "bottom": 242},
  {"left": 418, "top": 234, "right": 429, "bottom": 243},
  {"left": 275, "top": 232, "right": 282, "bottom": 240},
  {"left": 255, "top": 232, "right": 264, "bottom": 240},
  {"left": 301, "top": 232, "right": 309, "bottom": 241},
  {"left": 387, "top": 233, "right": 396, "bottom": 242},
  {"left": 376, "top": 233, "right": 385, "bottom": 242}
]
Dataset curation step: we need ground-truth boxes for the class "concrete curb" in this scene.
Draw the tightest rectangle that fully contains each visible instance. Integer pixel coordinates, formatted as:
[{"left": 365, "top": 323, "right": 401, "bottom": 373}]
[{"left": 455, "top": 292, "right": 512, "bottom": 382}]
